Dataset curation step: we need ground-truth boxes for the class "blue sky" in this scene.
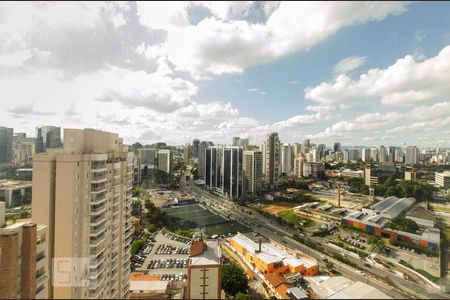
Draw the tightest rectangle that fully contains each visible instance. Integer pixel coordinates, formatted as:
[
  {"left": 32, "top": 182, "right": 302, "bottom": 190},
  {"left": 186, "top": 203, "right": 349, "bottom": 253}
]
[{"left": 1, "top": 2, "right": 450, "bottom": 146}]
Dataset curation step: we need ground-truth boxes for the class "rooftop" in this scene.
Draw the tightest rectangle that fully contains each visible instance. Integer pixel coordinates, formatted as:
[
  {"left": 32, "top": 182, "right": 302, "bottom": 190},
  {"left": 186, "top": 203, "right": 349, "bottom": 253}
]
[
  {"left": 0, "top": 180, "right": 32, "bottom": 189},
  {"left": 189, "top": 240, "right": 221, "bottom": 266},
  {"left": 230, "top": 234, "right": 317, "bottom": 270},
  {"left": 369, "top": 196, "right": 415, "bottom": 218},
  {"left": 305, "top": 276, "right": 391, "bottom": 299}
]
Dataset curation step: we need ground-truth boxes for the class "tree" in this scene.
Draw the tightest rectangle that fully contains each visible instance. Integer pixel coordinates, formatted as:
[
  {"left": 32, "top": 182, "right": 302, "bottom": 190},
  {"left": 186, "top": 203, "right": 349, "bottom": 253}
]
[
  {"left": 325, "top": 261, "right": 334, "bottom": 270},
  {"left": 131, "top": 239, "right": 144, "bottom": 255},
  {"left": 147, "top": 224, "right": 158, "bottom": 233},
  {"left": 221, "top": 263, "right": 249, "bottom": 297},
  {"left": 368, "top": 236, "right": 386, "bottom": 253},
  {"left": 235, "top": 292, "right": 252, "bottom": 299},
  {"left": 388, "top": 215, "right": 418, "bottom": 233}
]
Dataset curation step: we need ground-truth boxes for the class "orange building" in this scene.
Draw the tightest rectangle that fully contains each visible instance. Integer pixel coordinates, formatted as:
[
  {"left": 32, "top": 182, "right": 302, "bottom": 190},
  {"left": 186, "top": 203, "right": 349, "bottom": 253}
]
[{"left": 229, "top": 234, "right": 318, "bottom": 277}]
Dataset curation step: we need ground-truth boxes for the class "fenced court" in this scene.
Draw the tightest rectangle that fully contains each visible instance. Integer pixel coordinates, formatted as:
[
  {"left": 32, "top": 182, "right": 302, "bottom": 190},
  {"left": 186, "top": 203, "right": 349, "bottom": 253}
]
[{"left": 162, "top": 204, "right": 249, "bottom": 236}]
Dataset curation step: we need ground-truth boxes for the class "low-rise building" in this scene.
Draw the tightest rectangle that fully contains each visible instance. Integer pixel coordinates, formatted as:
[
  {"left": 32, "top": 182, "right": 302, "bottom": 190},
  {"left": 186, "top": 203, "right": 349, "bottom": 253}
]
[
  {"left": 229, "top": 234, "right": 318, "bottom": 277},
  {"left": 340, "top": 169, "right": 364, "bottom": 178},
  {"left": 305, "top": 276, "right": 390, "bottom": 299},
  {"left": 0, "top": 180, "right": 32, "bottom": 207},
  {"left": 343, "top": 197, "right": 439, "bottom": 251},
  {"left": 302, "top": 162, "right": 324, "bottom": 178},
  {"left": 435, "top": 171, "right": 450, "bottom": 188}
]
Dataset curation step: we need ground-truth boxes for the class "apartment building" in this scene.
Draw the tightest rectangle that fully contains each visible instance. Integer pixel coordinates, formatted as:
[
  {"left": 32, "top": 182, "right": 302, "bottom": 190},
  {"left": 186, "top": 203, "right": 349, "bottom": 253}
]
[
  {"left": 243, "top": 150, "right": 263, "bottom": 196},
  {"left": 265, "top": 133, "right": 280, "bottom": 189},
  {"left": 0, "top": 221, "right": 48, "bottom": 299},
  {"left": 32, "top": 128, "right": 133, "bottom": 299}
]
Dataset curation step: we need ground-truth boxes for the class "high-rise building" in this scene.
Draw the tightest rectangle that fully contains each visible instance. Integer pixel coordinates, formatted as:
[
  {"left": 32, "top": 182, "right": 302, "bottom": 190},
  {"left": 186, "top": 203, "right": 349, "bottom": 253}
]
[
  {"left": 183, "top": 144, "right": 191, "bottom": 162},
  {"left": 12, "top": 133, "right": 35, "bottom": 166},
  {"left": 333, "top": 142, "right": 341, "bottom": 153},
  {"left": 0, "top": 222, "right": 48, "bottom": 299},
  {"left": 260, "top": 143, "right": 266, "bottom": 175},
  {"left": 205, "top": 146, "right": 243, "bottom": 199},
  {"left": 395, "top": 147, "right": 404, "bottom": 163},
  {"left": 266, "top": 133, "right": 280, "bottom": 189},
  {"left": 192, "top": 139, "right": 200, "bottom": 158},
  {"left": 348, "top": 148, "right": 360, "bottom": 161},
  {"left": 0, "top": 126, "right": 13, "bottom": 164},
  {"left": 232, "top": 137, "right": 240, "bottom": 147},
  {"left": 388, "top": 146, "right": 395, "bottom": 163},
  {"left": 243, "top": 150, "right": 263, "bottom": 195},
  {"left": 303, "top": 162, "right": 324, "bottom": 178},
  {"left": 311, "top": 148, "right": 320, "bottom": 162},
  {"left": 240, "top": 138, "right": 249, "bottom": 150},
  {"left": 303, "top": 139, "right": 311, "bottom": 149},
  {"left": 317, "top": 144, "right": 325, "bottom": 160},
  {"left": 198, "top": 141, "right": 213, "bottom": 179},
  {"left": 39, "top": 126, "right": 62, "bottom": 150},
  {"left": 281, "top": 144, "right": 292, "bottom": 174},
  {"left": 186, "top": 238, "right": 222, "bottom": 299},
  {"left": 361, "top": 148, "right": 370, "bottom": 162},
  {"left": 32, "top": 129, "right": 133, "bottom": 299},
  {"left": 370, "top": 147, "right": 378, "bottom": 162},
  {"left": 35, "top": 128, "right": 45, "bottom": 154},
  {"left": 157, "top": 149, "right": 172, "bottom": 175},
  {"left": 405, "top": 146, "right": 419, "bottom": 165},
  {"left": 294, "top": 154, "right": 304, "bottom": 178},
  {"left": 379, "top": 146, "right": 387, "bottom": 163}
]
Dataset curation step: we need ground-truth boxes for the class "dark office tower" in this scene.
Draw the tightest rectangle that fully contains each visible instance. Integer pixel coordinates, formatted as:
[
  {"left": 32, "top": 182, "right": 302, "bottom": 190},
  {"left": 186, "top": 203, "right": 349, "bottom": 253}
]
[
  {"left": 205, "top": 146, "right": 222, "bottom": 192},
  {"left": 205, "top": 146, "right": 243, "bottom": 199},
  {"left": 317, "top": 144, "right": 326, "bottom": 160},
  {"left": 303, "top": 139, "right": 311, "bottom": 149},
  {"left": 0, "top": 127, "right": 13, "bottom": 164},
  {"left": 192, "top": 139, "right": 200, "bottom": 158},
  {"left": 333, "top": 142, "right": 341, "bottom": 152},
  {"left": 41, "top": 126, "right": 61, "bottom": 149},
  {"left": 35, "top": 128, "right": 45, "bottom": 153},
  {"left": 232, "top": 137, "right": 240, "bottom": 147},
  {"left": 266, "top": 133, "right": 280, "bottom": 189},
  {"left": 198, "top": 141, "right": 213, "bottom": 179}
]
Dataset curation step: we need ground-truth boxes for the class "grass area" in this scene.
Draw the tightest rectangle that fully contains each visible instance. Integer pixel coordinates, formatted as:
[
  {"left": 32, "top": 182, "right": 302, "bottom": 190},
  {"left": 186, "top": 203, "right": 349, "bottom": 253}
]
[
  {"left": 430, "top": 203, "right": 450, "bottom": 213},
  {"left": 175, "top": 229, "right": 197, "bottom": 238},
  {"left": 278, "top": 209, "right": 315, "bottom": 228},
  {"left": 204, "top": 221, "right": 250, "bottom": 236}
]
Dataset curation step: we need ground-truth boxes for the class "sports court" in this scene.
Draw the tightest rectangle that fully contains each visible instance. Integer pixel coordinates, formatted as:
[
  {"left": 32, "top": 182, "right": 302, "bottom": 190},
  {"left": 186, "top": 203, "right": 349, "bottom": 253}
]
[{"left": 162, "top": 204, "right": 249, "bottom": 236}]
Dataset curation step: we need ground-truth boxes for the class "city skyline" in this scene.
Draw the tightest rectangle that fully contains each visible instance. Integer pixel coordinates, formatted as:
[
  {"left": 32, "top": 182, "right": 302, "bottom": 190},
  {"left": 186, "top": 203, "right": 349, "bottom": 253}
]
[{"left": 1, "top": 2, "right": 450, "bottom": 147}]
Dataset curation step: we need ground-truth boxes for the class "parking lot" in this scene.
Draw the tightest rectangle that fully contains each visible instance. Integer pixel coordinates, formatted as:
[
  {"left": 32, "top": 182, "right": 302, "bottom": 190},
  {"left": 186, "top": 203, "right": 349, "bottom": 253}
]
[{"left": 134, "top": 231, "right": 192, "bottom": 278}]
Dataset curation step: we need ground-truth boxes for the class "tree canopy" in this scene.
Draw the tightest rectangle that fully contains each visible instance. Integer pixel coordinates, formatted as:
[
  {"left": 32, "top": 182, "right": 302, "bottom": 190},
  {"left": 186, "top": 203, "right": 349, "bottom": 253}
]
[{"left": 221, "top": 263, "right": 249, "bottom": 297}]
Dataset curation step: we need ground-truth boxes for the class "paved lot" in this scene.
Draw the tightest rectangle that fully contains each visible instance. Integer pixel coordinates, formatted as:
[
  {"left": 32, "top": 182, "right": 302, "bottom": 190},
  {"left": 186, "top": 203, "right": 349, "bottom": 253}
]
[{"left": 135, "top": 231, "right": 190, "bottom": 276}]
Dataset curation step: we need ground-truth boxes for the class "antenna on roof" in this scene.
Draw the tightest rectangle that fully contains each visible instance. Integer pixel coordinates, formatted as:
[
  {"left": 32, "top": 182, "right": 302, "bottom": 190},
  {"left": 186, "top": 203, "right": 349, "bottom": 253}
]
[{"left": 96, "top": 112, "right": 99, "bottom": 130}]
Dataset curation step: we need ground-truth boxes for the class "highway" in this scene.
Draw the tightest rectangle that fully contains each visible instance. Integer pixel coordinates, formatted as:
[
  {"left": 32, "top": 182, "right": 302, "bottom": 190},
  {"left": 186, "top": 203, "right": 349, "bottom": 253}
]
[{"left": 179, "top": 177, "right": 448, "bottom": 299}]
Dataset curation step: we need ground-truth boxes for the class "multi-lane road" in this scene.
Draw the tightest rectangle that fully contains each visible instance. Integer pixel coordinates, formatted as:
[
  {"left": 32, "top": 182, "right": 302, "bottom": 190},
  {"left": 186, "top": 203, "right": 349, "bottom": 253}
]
[{"left": 180, "top": 177, "right": 448, "bottom": 299}]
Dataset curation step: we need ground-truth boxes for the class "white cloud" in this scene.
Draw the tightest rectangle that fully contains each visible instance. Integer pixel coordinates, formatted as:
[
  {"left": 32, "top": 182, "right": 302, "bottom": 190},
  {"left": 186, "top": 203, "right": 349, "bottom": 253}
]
[
  {"left": 286, "top": 80, "right": 299, "bottom": 85},
  {"left": 137, "top": 1, "right": 411, "bottom": 78},
  {"left": 305, "top": 45, "right": 450, "bottom": 110},
  {"left": 333, "top": 55, "right": 367, "bottom": 74}
]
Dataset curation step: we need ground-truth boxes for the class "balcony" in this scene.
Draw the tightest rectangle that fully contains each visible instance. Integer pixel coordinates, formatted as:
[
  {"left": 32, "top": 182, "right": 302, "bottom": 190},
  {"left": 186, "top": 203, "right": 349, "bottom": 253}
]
[
  {"left": 90, "top": 235, "right": 106, "bottom": 250},
  {"left": 35, "top": 284, "right": 46, "bottom": 298},
  {"left": 90, "top": 205, "right": 107, "bottom": 216},
  {"left": 91, "top": 185, "right": 107, "bottom": 194},
  {"left": 90, "top": 215, "right": 107, "bottom": 227},
  {"left": 91, "top": 194, "right": 107, "bottom": 206},
  {"left": 90, "top": 225, "right": 107, "bottom": 237},
  {"left": 36, "top": 271, "right": 47, "bottom": 286}
]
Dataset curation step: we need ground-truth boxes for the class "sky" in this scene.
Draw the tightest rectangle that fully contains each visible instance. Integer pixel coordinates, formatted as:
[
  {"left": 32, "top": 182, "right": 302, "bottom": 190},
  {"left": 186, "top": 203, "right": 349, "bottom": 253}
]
[{"left": 1, "top": 1, "right": 450, "bottom": 147}]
